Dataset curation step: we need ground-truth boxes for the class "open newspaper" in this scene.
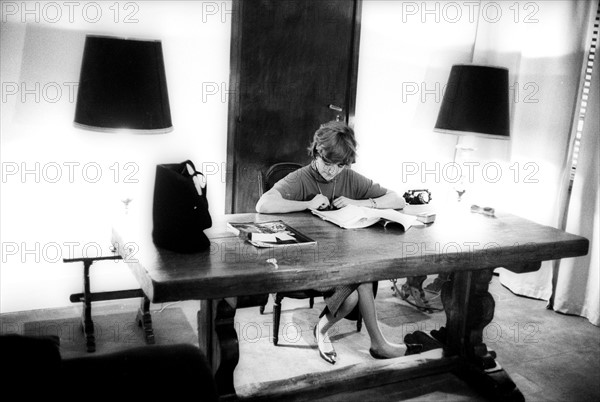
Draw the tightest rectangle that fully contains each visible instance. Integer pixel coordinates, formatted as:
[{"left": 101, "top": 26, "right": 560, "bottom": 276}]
[{"left": 311, "top": 204, "right": 417, "bottom": 230}]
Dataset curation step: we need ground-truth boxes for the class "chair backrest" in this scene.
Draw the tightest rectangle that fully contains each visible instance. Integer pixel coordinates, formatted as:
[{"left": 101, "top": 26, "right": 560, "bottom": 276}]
[{"left": 258, "top": 162, "right": 303, "bottom": 196}]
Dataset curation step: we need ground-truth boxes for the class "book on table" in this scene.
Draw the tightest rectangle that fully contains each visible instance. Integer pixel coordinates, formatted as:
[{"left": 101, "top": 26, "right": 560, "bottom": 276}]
[
  {"left": 311, "top": 204, "right": 417, "bottom": 230},
  {"left": 227, "top": 220, "right": 316, "bottom": 248}
]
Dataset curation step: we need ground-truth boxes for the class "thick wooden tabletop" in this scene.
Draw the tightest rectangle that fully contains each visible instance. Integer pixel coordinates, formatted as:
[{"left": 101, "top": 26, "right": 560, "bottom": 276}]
[{"left": 111, "top": 208, "right": 589, "bottom": 303}]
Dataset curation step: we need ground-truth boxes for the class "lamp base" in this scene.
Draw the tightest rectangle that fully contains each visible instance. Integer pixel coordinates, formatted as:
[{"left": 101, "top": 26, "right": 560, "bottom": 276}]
[
  {"left": 455, "top": 188, "right": 466, "bottom": 202},
  {"left": 121, "top": 198, "right": 133, "bottom": 215}
]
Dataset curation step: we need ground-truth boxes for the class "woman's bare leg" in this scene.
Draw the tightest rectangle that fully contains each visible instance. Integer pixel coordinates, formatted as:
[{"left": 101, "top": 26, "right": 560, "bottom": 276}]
[
  {"left": 357, "top": 282, "right": 408, "bottom": 357},
  {"left": 316, "top": 291, "right": 358, "bottom": 354}
]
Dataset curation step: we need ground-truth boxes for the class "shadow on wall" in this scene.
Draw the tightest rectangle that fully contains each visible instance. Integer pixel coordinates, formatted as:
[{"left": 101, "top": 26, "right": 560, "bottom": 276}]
[{"left": 10, "top": 25, "right": 87, "bottom": 136}]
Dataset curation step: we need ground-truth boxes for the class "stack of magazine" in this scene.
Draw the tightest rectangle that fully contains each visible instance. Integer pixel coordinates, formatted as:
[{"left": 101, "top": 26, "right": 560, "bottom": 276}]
[{"left": 227, "top": 220, "right": 316, "bottom": 248}]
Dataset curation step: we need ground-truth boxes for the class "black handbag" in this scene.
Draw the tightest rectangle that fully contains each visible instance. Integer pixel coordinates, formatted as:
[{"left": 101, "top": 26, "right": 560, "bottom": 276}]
[{"left": 152, "top": 160, "right": 212, "bottom": 253}]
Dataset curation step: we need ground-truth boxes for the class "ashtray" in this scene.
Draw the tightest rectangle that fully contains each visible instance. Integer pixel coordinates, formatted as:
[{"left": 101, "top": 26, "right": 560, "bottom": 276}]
[{"left": 417, "top": 212, "right": 436, "bottom": 224}]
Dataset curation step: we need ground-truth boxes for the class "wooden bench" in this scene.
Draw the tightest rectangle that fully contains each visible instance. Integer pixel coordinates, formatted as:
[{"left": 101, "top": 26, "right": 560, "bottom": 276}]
[{"left": 63, "top": 254, "right": 154, "bottom": 352}]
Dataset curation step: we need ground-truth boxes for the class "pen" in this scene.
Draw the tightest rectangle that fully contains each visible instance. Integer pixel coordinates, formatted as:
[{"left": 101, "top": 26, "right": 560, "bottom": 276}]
[{"left": 316, "top": 184, "right": 337, "bottom": 210}]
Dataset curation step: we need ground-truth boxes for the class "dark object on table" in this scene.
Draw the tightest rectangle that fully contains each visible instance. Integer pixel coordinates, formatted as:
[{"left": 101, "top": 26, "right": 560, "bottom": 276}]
[
  {"left": 152, "top": 160, "right": 212, "bottom": 253},
  {"left": 403, "top": 189, "right": 432, "bottom": 205}
]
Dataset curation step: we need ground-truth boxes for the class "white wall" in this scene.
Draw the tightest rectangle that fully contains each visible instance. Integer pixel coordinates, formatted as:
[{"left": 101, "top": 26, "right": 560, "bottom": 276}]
[
  {"left": 353, "top": 0, "right": 479, "bottom": 203},
  {"left": 1, "top": 1, "right": 233, "bottom": 312},
  {"left": 1, "top": 1, "right": 584, "bottom": 312}
]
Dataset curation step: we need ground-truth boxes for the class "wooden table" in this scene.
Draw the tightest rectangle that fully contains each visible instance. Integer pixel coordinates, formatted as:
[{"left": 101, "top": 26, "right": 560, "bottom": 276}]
[{"left": 112, "top": 207, "right": 588, "bottom": 401}]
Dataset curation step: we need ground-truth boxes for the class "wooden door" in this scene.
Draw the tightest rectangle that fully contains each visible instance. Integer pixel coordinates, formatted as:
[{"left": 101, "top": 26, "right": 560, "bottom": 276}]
[{"left": 226, "top": 0, "right": 362, "bottom": 213}]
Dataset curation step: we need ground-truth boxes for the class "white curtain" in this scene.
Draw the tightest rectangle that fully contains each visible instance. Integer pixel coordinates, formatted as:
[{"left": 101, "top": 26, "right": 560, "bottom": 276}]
[
  {"left": 470, "top": 0, "right": 599, "bottom": 325},
  {"left": 551, "top": 19, "right": 600, "bottom": 325}
]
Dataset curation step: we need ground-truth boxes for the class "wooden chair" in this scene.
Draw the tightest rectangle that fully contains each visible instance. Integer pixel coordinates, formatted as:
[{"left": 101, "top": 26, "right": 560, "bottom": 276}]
[{"left": 257, "top": 162, "right": 363, "bottom": 345}]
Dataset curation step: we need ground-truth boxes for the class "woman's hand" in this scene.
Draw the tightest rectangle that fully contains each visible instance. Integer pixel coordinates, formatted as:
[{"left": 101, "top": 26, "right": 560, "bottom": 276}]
[
  {"left": 308, "top": 194, "right": 331, "bottom": 210},
  {"left": 257, "top": 189, "right": 329, "bottom": 213},
  {"left": 332, "top": 196, "right": 360, "bottom": 209}
]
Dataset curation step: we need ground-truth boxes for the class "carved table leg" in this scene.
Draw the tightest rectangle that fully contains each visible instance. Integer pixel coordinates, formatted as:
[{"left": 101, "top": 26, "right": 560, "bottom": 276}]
[
  {"left": 136, "top": 296, "right": 155, "bottom": 344},
  {"left": 215, "top": 299, "right": 239, "bottom": 396},
  {"left": 198, "top": 299, "right": 239, "bottom": 398},
  {"left": 439, "top": 269, "right": 524, "bottom": 402}
]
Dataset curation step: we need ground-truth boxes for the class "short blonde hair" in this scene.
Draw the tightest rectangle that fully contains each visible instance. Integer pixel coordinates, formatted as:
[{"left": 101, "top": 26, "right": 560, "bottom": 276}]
[{"left": 307, "top": 121, "right": 357, "bottom": 165}]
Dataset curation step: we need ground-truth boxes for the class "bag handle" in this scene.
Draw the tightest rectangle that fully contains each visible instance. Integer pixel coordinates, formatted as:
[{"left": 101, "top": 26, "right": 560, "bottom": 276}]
[
  {"left": 183, "top": 159, "right": 197, "bottom": 174},
  {"left": 183, "top": 160, "right": 206, "bottom": 195},
  {"left": 183, "top": 160, "right": 206, "bottom": 178}
]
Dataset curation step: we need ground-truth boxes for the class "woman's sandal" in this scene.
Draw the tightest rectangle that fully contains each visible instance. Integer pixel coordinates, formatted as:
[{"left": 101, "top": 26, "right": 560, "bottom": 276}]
[
  {"left": 314, "top": 324, "right": 337, "bottom": 364},
  {"left": 369, "top": 343, "right": 423, "bottom": 359}
]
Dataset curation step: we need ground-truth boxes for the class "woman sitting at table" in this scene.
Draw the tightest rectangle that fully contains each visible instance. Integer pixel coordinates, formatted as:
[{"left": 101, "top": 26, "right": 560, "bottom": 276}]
[{"left": 256, "top": 121, "right": 422, "bottom": 364}]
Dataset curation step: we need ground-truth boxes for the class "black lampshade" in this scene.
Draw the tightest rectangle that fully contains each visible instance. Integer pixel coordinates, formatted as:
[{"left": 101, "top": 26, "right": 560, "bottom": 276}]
[
  {"left": 435, "top": 64, "right": 509, "bottom": 139},
  {"left": 74, "top": 35, "right": 173, "bottom": 133}
]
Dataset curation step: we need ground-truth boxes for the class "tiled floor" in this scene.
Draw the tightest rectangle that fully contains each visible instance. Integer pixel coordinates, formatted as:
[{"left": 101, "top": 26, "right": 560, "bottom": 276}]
[{"left": 2, "top": 275, "right": 599, "bottom": 401}]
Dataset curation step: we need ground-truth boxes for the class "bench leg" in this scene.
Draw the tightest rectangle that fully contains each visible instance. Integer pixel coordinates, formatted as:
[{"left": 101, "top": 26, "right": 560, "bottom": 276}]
[
  {"left": 66, "top": 254, "right": 141, "bottom": 353},
  {"left": 136, "top": 296, "right": 155, "bottom": 344}
]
